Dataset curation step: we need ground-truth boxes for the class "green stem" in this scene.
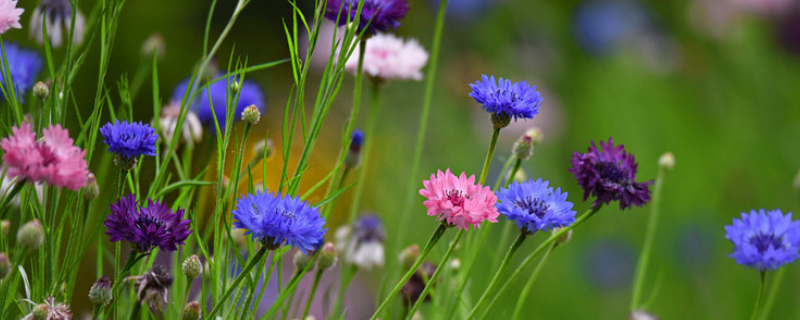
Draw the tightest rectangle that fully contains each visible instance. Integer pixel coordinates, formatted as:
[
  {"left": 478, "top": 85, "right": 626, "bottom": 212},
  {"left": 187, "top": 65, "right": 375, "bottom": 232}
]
[
  {"left": 107, "top": 250, "right": 142, "bottom": 313},
  {"left": 92, "top": 305, "right": 102, "bottom": 320},
  {"left": 0, "top": 180, "right": 25, "bottom": 220},
  {"left": 405, "top": 229, "right": 465, "bottom": 319},
  {"left": 301, "top": 269, "right": 325, "bottom": 320},
  {"left": 464, "top": 232, "right": 527, "bottom": 319},
  {"left": 128, "top": 303, "right": 141, "bottom": 320},
  {"left": 504, "top": 158, "right": 522, "bottom": 188},
  {"left": 630, "top": 165, "right": 667, "bottom": 311},
  {"left": 750, "top": 271, "right": 767, "bottom": 320},
  {"left": 331, "top": 264, "right": 358, "bottom": 318},
  {"left": 492, "top": 156, "right": 515, "bottom": 191},
  {"left": 758, "top": 268, "right": 783, "bottom": 320},
  {"left": 206, "top": 246, "right": 269, "bottom": 319},
  {"left": 370, "top": 224, "right": 448, "bottom": 320},
  {"left": 508, "top": 242, "right": 557, "bottom": 320},
  {"left": 478, "top": 128, "right": 501, "bottom": 185},
  {"left": 347, "top": 81, "right": 381, "bottom": 223}
]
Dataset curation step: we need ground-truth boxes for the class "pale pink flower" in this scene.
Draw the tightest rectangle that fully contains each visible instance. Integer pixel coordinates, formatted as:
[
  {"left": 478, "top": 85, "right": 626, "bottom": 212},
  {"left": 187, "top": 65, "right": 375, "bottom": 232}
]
[
  {"left": 159, "top": 101, "right": 202, "bottom": 145},
  {"left": 419, "top": 169, "right": 499, "bottom": 230},
  {"left": 346, "top": 33, "right": 428, "bottom": 81},
  {"left": 1, "top": 122, "right": 89, "bottom": 190},
  {"left": 0, "top": 0, "right": 23, "bottom": 34}
]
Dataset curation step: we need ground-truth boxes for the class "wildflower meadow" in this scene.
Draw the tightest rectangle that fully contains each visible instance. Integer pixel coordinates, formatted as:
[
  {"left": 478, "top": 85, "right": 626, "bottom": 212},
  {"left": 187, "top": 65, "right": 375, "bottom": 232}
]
[{"left": 1, "top": 0, "right": 800, "bottom": 319}]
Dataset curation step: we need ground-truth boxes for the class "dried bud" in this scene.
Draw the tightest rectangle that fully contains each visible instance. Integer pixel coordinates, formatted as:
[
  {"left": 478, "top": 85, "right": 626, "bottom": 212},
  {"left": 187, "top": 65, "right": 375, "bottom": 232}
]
[
  {"left": 32, "top": 303, "right": 50, "bottom": 320},
  {"left": 182, "top": 255, "right": 203, "bottom": 279},
  {"left": 252, "top": 139, "right": 275, "bottom": 160},
  {"left": 17, "top": 219, "right": 44, "bottom": 251},
  {"left": 0, "top": 253, "right": 10, "bottom": 279},
  {"left": 317, "top": 242, "right": 337, "bottom": 270},
  {"left": 345, "top": 129, "right": 364, "bottom": 169},
  {"left": 512, "top": 131, "right": 534, "bottom": 161},
  {"left": 141, "top": 33, "right": 166, "bottom": 61},
  {"left": 490, "top": 112, "right": 511, "bottom": 129},
  {"left": 33, "top": 82, "right": 49, "bottom": 99},
  {"left": 1, "top": 220, "right": 9, "bottom": 237},
  {"left": 399, "top": 244, "right": 420, "bottom": 270},
  {"left": 83, "top": 173, "right": 99, "bottom": 200},
  {"left": 88, "top": 276, "right": 112, "bottom": 306},
  {"left": 129, "top": 265, "right": 174, "bottom": 312},
  {"left": 400, "top": 261, "right": 436, "bottom": 306},
  {"left": 658, "top": 152, "right": 674, "bottom": 170},
  {"left": 182, "top": 301, "right": 200, "bottom": 320},
  {"left": 241, "top": 105, "right": 261, "bottom": 125},
  {"left": 28, "top": 297, "right": 71, "bottom": 320},
  {"left": 293, "top": 251, "right": 312, "bottom": 272},
  {"left": 554, "top": 227, "right": 572, "bottom": 245}
]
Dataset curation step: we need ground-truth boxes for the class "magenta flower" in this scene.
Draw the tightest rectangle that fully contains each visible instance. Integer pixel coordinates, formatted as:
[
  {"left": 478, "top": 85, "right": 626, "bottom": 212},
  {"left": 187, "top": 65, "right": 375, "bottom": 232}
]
[
  {"left": 1, "top": 122, "right": 89, "bottom": 190},
  {"left": 419, "top": 169, "right": 499, "bottom": 230}
]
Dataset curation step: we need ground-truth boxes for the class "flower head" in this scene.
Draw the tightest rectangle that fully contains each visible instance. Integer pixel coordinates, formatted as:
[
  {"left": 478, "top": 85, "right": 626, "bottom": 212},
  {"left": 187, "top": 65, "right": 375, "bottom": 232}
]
[
  {"left": 335, "top": 214, "right": 386, "bottom": 269},
  {"left": 1, "top": 122, "right": 89, "bottom": 190},
  {"left": 496, "top": 179, "right": 576, "bottom": 234},
  {"left": 22, "top": 297, "right": 71, "bottom": 320},
  {"left": 159, "top": 101, "right": 202, "bottom": 145},
  {"left": 0, "top": 43, "right": 43, "bottom": 101},
  {"left": 569, "top": 138, "right": 652, "bottom": 210},
  {"left": 0, "top": 0, "right": 23, "bottom": 34},
  {"left": 100, "top": 120, "right": 159, "bottom": 159},
  {"left": 346, "top": 33, "right": 428, "bottom": 81},
  {"left": 232, "top": 190, "right": 327, "bottom": 254},
  {"left": 419, "top": 169, "right": 499, "bottom": 230},
  {"left": 29, "top": 0, "right": 86, "bottom": 48},
  {"left": 104, "top": 194, "right": 192, "bottom": 252},
  {"left": 724, "top": 209, "right": 800, "bottom": 271},
  {"left": 171, "top": 75, "right": 265, "bottom": 131},
  {"left": 469, "top": 75, "right": 543, "bottom": 124},
  {"left": 325, "top": 0, "right": 410, "bottom": 35}
]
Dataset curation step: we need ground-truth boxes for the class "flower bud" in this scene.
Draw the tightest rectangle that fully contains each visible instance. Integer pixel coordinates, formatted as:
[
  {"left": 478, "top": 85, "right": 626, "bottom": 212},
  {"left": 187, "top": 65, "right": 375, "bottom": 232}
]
[
  {"left": 658, "top": 152, "right": 674, "bottom": 170},
  {"left": 231, "top": 81, "right": 241, "bottom": 93},
  {"left": 17, "top": 219, "right": 44, "bottom": 251},
  {"left": 241, "top": 105, "right": 261, "bottom": 125},
  {"left": 88, "top": 276, "right": 112, "bottom": 306},
  {"left": 203, "top": 257, "right": 213, "bottom": 278},
  {"left": 83, "top": 173, "right": 99, "bottom": 200},
  {"left": 32, "top": 303, "right": 50, "bottom": 320},
  {"left": 345, "top": 129, "right": 364, "bottom": 169},
  {"left": 399, "top": 244, "right": 420, "bottom": 270},
  {"left": 33, "top": 82, "right": 49, "bottom": 99},
  {"left": 1, "top": 220, "right": 9, "bottom": 237},
  {"left": 114, "top": 155, "right": 138, "bottom": 171},
  {"left": 629, "top": 310, "right": 659, "bottom": 320},
  {"left": 490, "top": 112, "right": 511, "bottom": 129},
  {"left": 141, "top": 33, "right": 166, "bottom": 61},
  {"left": 554, "top": 227, "right": 572, "bottom": 245},
  {"left": 182, "top": 301, "right": 200, "bottom": 320},
  {"left": 448, "top": 258, "right": 461, "bottom": 272},
  {"left": 252, "top": 139, "right": 275, "bottom": 160},
  {"left": 513, "top": 169, "right": 527, "bottom": 183},
  {"left": 317, "top": 242, "right": 337, "bottom": 270},
  {"left": 0, "top": 253, "right": 10, "bottom": 279},
  {"left": 512, "top": 132, "right": 534, "bottom": 161},
  {"left": 182, "top": 255, "right": 203, "bottom": 279},
  {"left": 293, "top": 251, "right": 312, "bottom": 272}
]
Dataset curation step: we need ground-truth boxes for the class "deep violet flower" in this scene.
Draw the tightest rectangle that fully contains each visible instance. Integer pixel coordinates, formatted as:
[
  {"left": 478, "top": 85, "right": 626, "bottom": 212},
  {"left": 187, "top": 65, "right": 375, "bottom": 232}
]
[
  {"left": 104, "top": 194, "right": 192, "bottom": 252},
  {"left": 325, "top": 0, "right": 410, "bottom": 35},
  {"left": 496, "top": 179, "right": 577, "bottom": 234},
  {"left": 419, "top": 169, "right": 499, "bottom": 230},
  {"left": 725, "top": 209, "right": 800, "bottom": 271}
]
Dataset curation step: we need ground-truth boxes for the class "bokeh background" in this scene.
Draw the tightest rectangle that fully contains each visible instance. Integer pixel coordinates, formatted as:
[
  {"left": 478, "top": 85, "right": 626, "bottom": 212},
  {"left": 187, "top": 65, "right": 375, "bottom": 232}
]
[{"left": 7, "top": 0, "right": 800, "bottom": 318}]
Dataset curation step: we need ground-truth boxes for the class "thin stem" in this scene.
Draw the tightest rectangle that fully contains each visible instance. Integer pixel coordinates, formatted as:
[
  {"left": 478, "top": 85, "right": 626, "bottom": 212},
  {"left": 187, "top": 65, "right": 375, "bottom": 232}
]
[
  {"left": 128, "top": 303, "right": 142, "bottom": 320},
  {"left": 478, "top": 128, "right": 501, "bottom": 185},
  {"left": 347, "top": 81, "right": 381, "bottom": 223},
  {"left": 750, "top": 271, "right": 767, "bottom": 320},
  {"left": 508, "top": 242, "right": 557, "bottom": 320},
  {"left": 630, "top": 165, "right": 667, "bottom": 311},
  {"left": 758, "top": 268, "right": 783, "bottom": 320},
  {"left": 492, "top": 156, "right": 515, "bottom": 191},
  {"left": 0, "top": 180, "right": 25, "bottom": 220},
  {"left": 464, "top": 232, "right": 527, "bottom": 319},
  {"left": 301, "top": 269, "right": 325, "bottom": 320},
  {"left": 370, "top": 224, "right": 448, "bottom": 320},
  {"left": 405, "top": 229, "right": 465, "bottom": 319},
  {"left": 206, "top": 246, "right": 269, "bottom": 319},
  {"left": 107, "top": 250, "right": 142, "bottom": 313},
  {"left": 504, "top": 158, "right": 522, "bottom": 188},
  {"left": 331, "top": 264, "right": 358, "bottom": 318}
]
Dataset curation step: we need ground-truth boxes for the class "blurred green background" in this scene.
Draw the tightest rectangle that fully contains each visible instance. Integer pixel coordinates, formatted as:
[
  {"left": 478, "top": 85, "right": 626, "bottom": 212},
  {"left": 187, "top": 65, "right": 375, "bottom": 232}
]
[{"left": 8, "top": 0, "right": 800, "bottom": 318}]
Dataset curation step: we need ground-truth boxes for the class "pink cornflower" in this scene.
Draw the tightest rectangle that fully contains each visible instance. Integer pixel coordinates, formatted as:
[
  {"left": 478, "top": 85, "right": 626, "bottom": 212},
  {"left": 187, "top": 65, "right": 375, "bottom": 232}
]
[
  {"left": 0, "top": 0, "right": 23, "bottom": 34},
  {"left": 346, "top": 33, "right": 428, "bottom": 81},
  {"left": 420, "top": 169, "right": 499, "bottom": 230},
  {"left": 1, "top": 122, "right": 89, "bottom": 190}
]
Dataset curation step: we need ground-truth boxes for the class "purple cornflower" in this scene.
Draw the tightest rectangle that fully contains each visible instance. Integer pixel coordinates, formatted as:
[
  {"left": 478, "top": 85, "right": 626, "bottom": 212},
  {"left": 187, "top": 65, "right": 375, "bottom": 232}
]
[
  {"left": 171, "top": 74, "right": 265, "bottom": 131},
  {"left": 496, "top": 179, "right": 576, "bottom": 234},
  {"left": 350, "top": 129, "right": 364, "bottom": 152},
  {"left": 104, "top": 194, "right": 192, "bottom": 252},
  {"left": 232, "top": 190, "right": 327, "bottom": 254},
  {"left": 725, "top": 209, "right": 800, "bottom": 271},
  {"left": 469, "top": 75, "right": 543, "bottom": 127},
  {"left": 100, "top": 120, "right": 159, "bottom": 159},
  {"left": 0, "top": 42, "right": 43, "bottom": 101},
  {"left": 325, "top": 0, "right": 410, "bottom": 35},
  {"left": 569, "top": 138, "right": 651, "bottom": 210}
]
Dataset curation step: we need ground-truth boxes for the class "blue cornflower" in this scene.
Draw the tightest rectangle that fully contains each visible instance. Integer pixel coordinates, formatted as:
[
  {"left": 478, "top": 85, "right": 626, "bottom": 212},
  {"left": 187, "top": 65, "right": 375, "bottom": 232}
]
[
  {"left": 350, "top": 129, "right": 364, "bottom": 152},
  {"left": 469, "top": 75, "right": 543, "bottom": 127},
  {"left": 232, "top": 190, "right": 327, "bottom": 254},
  {"left": 0, "top": 42, "right": 43, "bottom": 101},
  {"left": 724, "top": 209, "right": 800, "bottom": 271},
  {"left": 496, "top": 179, "right": 576, "bottom": 234},
  {"left": 171, "top": 74, "right": 265, "bottom": 131},
  {"left": 100, "top": 120, "right": 159, "bottom": 159},
  {"left": 325, "top": 0, "right": 409, "bottom": 35}
]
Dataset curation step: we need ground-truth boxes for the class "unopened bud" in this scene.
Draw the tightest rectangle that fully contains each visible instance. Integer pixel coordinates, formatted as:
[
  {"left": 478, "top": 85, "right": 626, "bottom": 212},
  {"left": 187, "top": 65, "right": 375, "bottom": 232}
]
[
  {"left": 317, "top": 242, "right": 337, "bottom": 270},
  {"left": 345, "top": 129, "right": 364, "bottom": 169},
  {"left": 1, "top": 220, "right": 9, "bottom": 237},
  {"left": 554, "top": 227, "right": 572, "bottom": 245},
  {"left": 448, "top": 258, "right": 461, "bottom": 272},
  {"left": 512, "top": 132, "right": 534, "bottom": 161},
  {"left": 182, "top": 301, "right": 200, "bottom": 320},
  {"left": 114, "top": 155, "right": 137, "bottom": 171},
  {"left": 33, "top": 82, "right": 49, "bottom": 99},
  {"left": 141, "top": 33, "right": 166, "bottom": 61},
  {"left": 231, "top": 81, "right": 241, "bottom": 93},
  {"left": 203, "top": 257, "right": 213, "bottom": 278},
  {"left": 0, "top": 253, "right": 10, "bottom": 279},
  {"left": 253, "top": 139, "right": 275, "bottom": 160},
  {"left": 17, "top": 219, "right": 44, "bottom": 251},
  {"left": 399, "top": 244, "right": 420, "bottom": 270},
  {"left": 32, "top": 303, "right": 50, "bottom": 320},
  {"left": 88, "top": 276, "right": 112, "bottom": 306},
  {"left": 83, "top": 173, "right": 99, "bottom": 200},
  {"left": 182, "top": 255, "right": 203, "bottom": 279},
  {"left": 241, "top": 105, "right": 261, "bottom": 125},
  {"left": 658, "top": 152, "right": 674, "bottom": 170},
  {"left": 293, "top": 251, "right": 312, "bottom": 272},
  {"left": 514, "top": 169, "right": 527, "bottom": 183},
  {"left": 490, "top": 112, "right": 511, "bottom": 129}
]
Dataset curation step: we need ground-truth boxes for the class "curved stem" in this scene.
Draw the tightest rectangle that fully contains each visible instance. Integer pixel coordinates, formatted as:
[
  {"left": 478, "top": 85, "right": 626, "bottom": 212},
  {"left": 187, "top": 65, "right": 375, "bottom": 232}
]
[
  {"left": 370, "top": 224, "right": 448, "bottom": 320},
  {"left": 750, "top": 271, "right": 767, "bottom": 320},
  {"left": 508, "top": 242, "right": 557, "bottom": 320},
  {"left": 206, "top": 246, "right": 268, "bottom": 319},
  {"left": 301, "top": 269, "right": 325, "bottom": 320},
  {"left": 464, "top": 232, "right": 526, "bottom": 319},
  {"left": 405, "top": 229, "right": 465, "bottom": 319},
  {"left": 504, "top": 158, "right": 522, "bottom": 188},
  {"left": 478, "top": 128, "right": 501, "bottom": 185},
  {"left": 630, "top": 165, "right": 667, "bottom": 311}
]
